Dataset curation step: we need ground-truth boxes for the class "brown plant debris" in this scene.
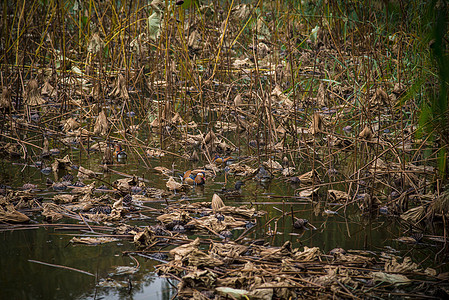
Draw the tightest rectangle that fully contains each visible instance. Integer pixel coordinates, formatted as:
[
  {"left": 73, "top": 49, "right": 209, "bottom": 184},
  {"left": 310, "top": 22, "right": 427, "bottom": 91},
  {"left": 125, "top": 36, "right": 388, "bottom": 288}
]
[
  {"left": 0, "top": 87, "right": 12, "bottom": 110},
  {"left": 93, "top": 110, "right": 109, "bottom": 136},
  {"left": 0, "top": 196, "right": 30, "bottom": 223},
  {"left": 24, "top": 79, "right": 46, "bottom": 106},
  {"left": 109, "top": 74, "right": 129, "bottom": 100}
]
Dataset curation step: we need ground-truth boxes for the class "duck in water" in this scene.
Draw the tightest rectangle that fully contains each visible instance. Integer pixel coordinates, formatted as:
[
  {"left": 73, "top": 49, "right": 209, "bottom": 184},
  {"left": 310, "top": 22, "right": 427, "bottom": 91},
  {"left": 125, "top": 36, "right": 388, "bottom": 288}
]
[
  {"left": 183, "top": 170, "right": 206, "bottom": 185},
  {"left": 114, "top": 143, "right": 127, "bottom": 162}
]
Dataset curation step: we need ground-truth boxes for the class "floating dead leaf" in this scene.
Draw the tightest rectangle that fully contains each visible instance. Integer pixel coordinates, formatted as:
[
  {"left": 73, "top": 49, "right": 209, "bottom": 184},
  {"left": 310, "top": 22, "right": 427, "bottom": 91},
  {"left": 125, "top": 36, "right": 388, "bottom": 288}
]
[
  {"left": 0, "top": 196, "right": 30, "bottom": 223},
  {"left": 188, "top": 214, "right": 245, "bottom": 232},
  {"left": 210, "top": 242, "right": 248, "bottom": 264},
  {"left": 293, "top": 246, "right": 321, "bottom": 261},
  {"left": 154, "top": 166, "right": 172, "bottom": 175},
  {"left": 425, "top": 267, "right": 437, "bottom": 276},
  {"left": 216, "top": 287, "right": 250, "bottom": 299},
  {"left": 211, "top": 194, "right": 225, "bottom": 212},
  {"left": 150, "top": 117, "right": 160, "bottom": 127},
  {"left": 134, "top": 226, "right": 156, "bottom": 248},
  {"left": 170, "top": 237, "right": 201, "bottom": 261},
  {"left": 372, "top": 271, "right": 411, "bottom": 285},
  {"left": 233, "top": 94, "right": 242, "bottom": 107},
  {"left": 298, "top": 170, "right": 320, "bottom": 185},
  {"left": 260, "top": 241, "right": 293, "bottom": 261},
  {"left": 157, "top": 210, "right": 190, "bottom": 224},
  {"left": 166, "top": 176, "right": 187, "bottom": 192},
  {"left": 72, "top": 182, "right": 95, "bottom": 195},
  {"left": 146, "top": 148, "right": 165, "bottom": 158},
  {"left": 370, "top": 88, "right": 391, "bottom": 109},
  {"left": 171, "top": 112, "right": 183, "bottom": 124},
  {"left": 217, "top": 205, "right": 261, "bottom": 218},
  {"left": 187, "top": 249, "right": 224, "bottom": 267},
  {"left": 188, "top": 29, "right": 201, "bottom": 51},
  {"left": 263, "top": 159, "right": 283, "bottom": 172},
  {"left": 41, "top": 80, "right": 56, "bottom": 97},
  {"left": 70, "top": 237, "right": 118, "bottom": 245},
  {"left": 330, "top": 136, "right": 353, "bottom": 150},
  {"left": 114, "top": 176, "right": 139, "bottom": 192},
  {"left": 400, "top": 206, "right": 426, "bottom": 223},
  {"left": 182, "top": 269, "right": 217, "bottom": 292},
  {"left": 217, "top": 140, "right": 233, "bottom": 152},
  {"left": 385, "top": 257, "right": 421, "bottom": 273},
  {"left": 232, "top": 3, "right": 250, "bottom": 20},
  {"left": 53, "top": 194, "right": 75, "bottom": 204},
  {"left": 328, "top": 189, "right": 349, "bottom": 202},
  {"left": 42, "top": 203, "right": 64, "bottom": 222},
  {"left": 78, "top": 166, "right": 96, "bottom": 180},
  {"left": 51, "top": 155, "right": 72, "bottom": 173},
  {"left": 271, "top": 85, "right": 293, "bottom": 108},
  {"left": 111, "top": 265, "right": 139, "bottom": 276},
  {"left": 93, "top": 110, "right": 109, "bottom": 136},
  {"left": 97, "top": 278, "right": 126, "bottom": 288},
  {"left": 297, "top": 187, "right": 319, "bottom": 198},
  {"left": 334, "top": 252, "right": 375, "bottom": 266},
  {"left": 227, "top": 163, "right": 256, "bottom": 177},
  {"left": 63, "top": 117, "right": 80, "bottom": 132}
]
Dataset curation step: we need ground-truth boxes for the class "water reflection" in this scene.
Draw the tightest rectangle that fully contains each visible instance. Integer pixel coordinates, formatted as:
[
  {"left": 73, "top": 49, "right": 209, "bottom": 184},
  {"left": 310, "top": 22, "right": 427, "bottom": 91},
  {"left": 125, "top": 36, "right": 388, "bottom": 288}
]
[
  {"left": 0, "top": 228, "right": 176, "bottom": 300},
  {"left": 0, "top": 153, "right": 444, "bottom": 299}
]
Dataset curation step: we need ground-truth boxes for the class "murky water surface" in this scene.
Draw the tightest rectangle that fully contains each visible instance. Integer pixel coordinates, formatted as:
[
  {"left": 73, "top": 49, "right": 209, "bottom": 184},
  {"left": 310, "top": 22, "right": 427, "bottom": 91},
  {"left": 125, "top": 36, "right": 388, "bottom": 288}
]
[{"left": 0, "top": 149, "right": 440, "bottom": 299}]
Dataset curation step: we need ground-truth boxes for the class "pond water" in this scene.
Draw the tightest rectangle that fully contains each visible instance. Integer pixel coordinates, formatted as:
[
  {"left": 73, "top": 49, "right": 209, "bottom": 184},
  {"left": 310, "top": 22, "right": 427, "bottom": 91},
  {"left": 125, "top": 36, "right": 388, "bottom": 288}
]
[{"left": 0, "top": 141, "right": 444, "bottom": 299}]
